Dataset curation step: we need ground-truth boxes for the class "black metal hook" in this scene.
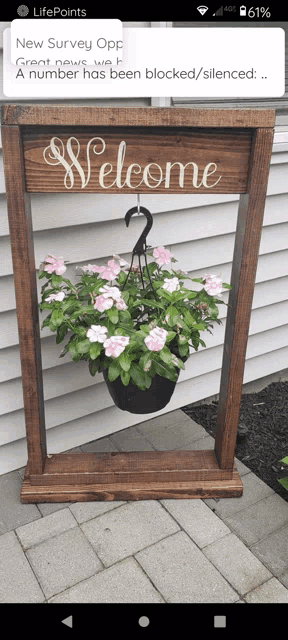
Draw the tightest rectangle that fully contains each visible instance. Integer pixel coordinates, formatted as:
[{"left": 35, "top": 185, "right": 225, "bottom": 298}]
[
  {"left": 122, "top": 205, "right": 157, "bottom": 300},
  {"left": 125, "top": 205, "right": 153, "bottom": 257}
]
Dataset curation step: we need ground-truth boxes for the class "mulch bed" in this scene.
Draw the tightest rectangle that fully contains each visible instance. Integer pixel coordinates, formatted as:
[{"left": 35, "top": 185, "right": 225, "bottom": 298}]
[{"left": 181, "top": 381, "right": 288, "bottom": 502}]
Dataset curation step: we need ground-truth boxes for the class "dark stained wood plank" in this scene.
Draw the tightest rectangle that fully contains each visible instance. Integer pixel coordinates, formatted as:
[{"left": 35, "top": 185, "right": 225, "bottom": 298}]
[
  {"left": 1, "top": 125, "right": 47, "bottom": 474},
  {"left": 20, "top": 473, "right": 243, "bottom": 502},
  {"left": 214, "top": 127, "right": 275, "bottom": 470},
  {"left": 28, "top": 450, "right": 236, "bottom": 486},
  {"left": 2, "top": 105, "right": 275, "bottom": 128},
  {"left": 22, "top": 126, "right": 252, "bottom": 194}
]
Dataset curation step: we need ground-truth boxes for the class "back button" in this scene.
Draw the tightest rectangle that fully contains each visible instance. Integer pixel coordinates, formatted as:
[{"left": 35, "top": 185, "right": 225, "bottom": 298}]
[{"left": 62, "top": 616, "right": 73, "bottom": 628}]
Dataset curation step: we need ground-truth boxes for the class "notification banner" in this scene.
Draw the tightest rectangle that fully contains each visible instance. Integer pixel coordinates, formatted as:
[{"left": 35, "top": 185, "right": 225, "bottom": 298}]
[
  {"left": 10, "top": 19, "right": 123, "bottom": 66},
  {"left": 3, "top": 27, "right": 285, "bottom": 98}
]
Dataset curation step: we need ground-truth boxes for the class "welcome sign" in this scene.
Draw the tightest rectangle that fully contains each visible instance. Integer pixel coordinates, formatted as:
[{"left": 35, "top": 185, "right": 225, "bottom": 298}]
[
  {"left": 2, "top": 105, "right": 275, "bottom": 503},
  {"left": 22, "top": 127, "right": 252, "bottom": 193}
]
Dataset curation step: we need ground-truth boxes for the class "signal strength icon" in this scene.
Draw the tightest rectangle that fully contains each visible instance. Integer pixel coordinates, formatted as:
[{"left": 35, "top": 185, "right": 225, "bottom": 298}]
[
  {"left": 197, "top": 6, "right": 209, "bottom": 15},
  {"left": 213, "top": 6, "right": 223, "bottom": 15}
]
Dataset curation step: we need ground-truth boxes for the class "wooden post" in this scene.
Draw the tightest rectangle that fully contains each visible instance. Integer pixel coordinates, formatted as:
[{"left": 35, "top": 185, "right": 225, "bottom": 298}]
[
  {"left": 2, "top": 125, "right": 47, "bottom": 475},
  {"left": 214, "top": 128, "right": 275, "bottom": 469}
]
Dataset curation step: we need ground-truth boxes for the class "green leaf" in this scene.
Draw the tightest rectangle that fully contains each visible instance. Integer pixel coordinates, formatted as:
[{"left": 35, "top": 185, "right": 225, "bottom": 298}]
[
  {"left": 173, "top": 356, "right": 185, "bottom": 370},
  {"left": 117, "top": 271, "right": 128, "bottom": 286},
  {"left": 38, "top": 270, "right": 46, "bottom": 280},
  {"left": 121, "top": 290, "right": 129, "bottom": 304},
  {"left": 41, "top": 314, "right": 52, "bottom": 329},
  {"left": 192, "top": 323, "right": 207, "bottom": 331},
  {"left": 89, "top": 342, "right": 102, "bottom": 360},
  {"left": 131, "top": 298, "right": 165, "bottom": 311},
  {"left": 159, "top": 346, "right": 173, "bottom": 364},
  {"left": 165, "top": 331, "right": 176, "bottom": 343},
  {"left": 208, "top": 304, "right": 219, "bottom": 319},
  {"left": 76, "top": 338, "right": 90, "bottom": 354},
  {"left": 140, "top": 324, "right": 151, "bottom": 335},
  {"left": 118, "top": 350, "right": 131, "bottom": 372},
  {"left": 144, "top": 372, "right": 152, "bottom": 389},
  {"left": 56, "top": 322, "right": 69, "bottom": 344},
  {"left": 40, "top": 302, "right": 56, "bottom": 310},
  {"left": 51, "top": 274, "right": 63, "bottom": 287},
  {"left": 222, "top": 283, "right": 232, "bottom": 289},
  {"left": 89, "top": 359, "right": 99, "bottom": 376},
  {"left": 178, "top": 343, "right": 190, "bottom": 357},
  {"left": 280, "top": 456, "right": 288, "bottom": 465},
  {"left": 41, "top": 281, "right": 50, "bottom": 294},
  {"left": 176, "top": 318, "right": 190, "bottom": 332},
  {"left": 51, "top": 308, "right": 64, "bottom": 328},
  {"left": 173, "top": 291, "right": 197, "bottom": 303},
  {"left": 108, "top": 360, "right": 121, "bottom": 382},
  {"left": 139, "top": 351, "right": 152, "bottom": 371},
  {"left": 278, "top": 477, "right": 288, "bottom": 491},
  {"left": 157, "top": 289, "right": 173, "bottom": 301},
  {"left": 107, "top": 306, "right": 119, "bottom": 324},
  {"left": 68, "top": 341, "right": 78, "bottom": 358},
  {"left": 77, "top": 305, "right": 98, "bottom": 315},
  {"left": 119, "top": 310, "right": 131, "bottom": 323},
  {"left": 154, "top": 359, "right": 178, "bottom": 382},
  {"left": 130, "top": 363, "right": 147, "bottom": 390},
  {"left": 166, "top": 305, "right": 179, "bottom": 327},
  {"left": 71, "top": 352, "right": 82, "bottom": 362},
  {"left": 143, "top": 261, "right": 158, "bottom": 277},
  {"left": 120, "top": 370, "right": 130, "bottom": 386}
]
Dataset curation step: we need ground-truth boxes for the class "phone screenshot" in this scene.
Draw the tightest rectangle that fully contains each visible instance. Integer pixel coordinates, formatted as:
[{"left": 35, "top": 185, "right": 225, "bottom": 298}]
[{"left": 0, "top": 3, "right": 287, "bottom": 630}]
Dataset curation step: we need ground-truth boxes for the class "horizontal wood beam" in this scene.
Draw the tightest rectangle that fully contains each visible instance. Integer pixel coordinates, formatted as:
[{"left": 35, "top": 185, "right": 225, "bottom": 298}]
[
  {"left": 28, "top": 450, "right": 238, "bottom": 486},
  {"left": 2, "top": 105, "right": 276, "bottom": 128}
]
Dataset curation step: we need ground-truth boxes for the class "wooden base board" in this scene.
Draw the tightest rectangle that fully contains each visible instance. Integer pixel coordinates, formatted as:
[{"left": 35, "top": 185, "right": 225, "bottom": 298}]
[
  {"left": 20, "top": 477, "right": 243, "bottom": 502},
  {"left": 20, "top": 450, "right": 243, "bottom": 502}
]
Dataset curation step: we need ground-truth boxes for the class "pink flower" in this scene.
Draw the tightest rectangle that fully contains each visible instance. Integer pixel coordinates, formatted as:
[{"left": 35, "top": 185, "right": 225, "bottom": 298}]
[
  {"left": 80, "top": 264, "right": 101, "bottom": 273},
  {"left": 44, "top": 254, "right": 58, "bottom": 263},
  {"left": 115, "top": 297, "right": 127, "bottom": 310},
  {"left": 149, "top": 327, "right": 168, "bottom": 342},
  {"left": 103, "top": 335, "right": 130, "bottom": 358},
  {"left": 204, "top": 273, "right": 217, "bottom": 282},
  {"left": 162, "top": 277, "right": 180, "bottom": 293},
  {"left": 86, "top": 324, "right": 108, "bottom": 343},
  {"left": 203, "top": 275, "right": 223, "bottom": 297},
  {"left": 81, "top": 260, "right": 121, "bottom": 281},
  {"left": 99, "top": 285, "right": 122, "bottom": 301},
  {"left": 99, "top": 260, "right": 121, "bottom": 280},
  {"left": 144, "top": 326, "right": 168, "bottom": 352},
  {"left": 144, "top": 335, "right": 165, "bottom": 351},
  {"left": 45, "top": 291, "right": 65, "bottom": 303},
  {"left": 44, "top": 255, "right": 67, "bottom": 275},
  {"left": 113, "top": 254, "right": 129, "bottom": 268},
  {"left": 153, "top": 246, "right": 172, "bottom": 266},
  {"left": 94, "top": 295, "right": 114, "bottom": 312}
]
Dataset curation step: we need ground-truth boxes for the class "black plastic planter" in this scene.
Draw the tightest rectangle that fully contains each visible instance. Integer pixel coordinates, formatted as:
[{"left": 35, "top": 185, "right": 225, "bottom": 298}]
[
  {"left": 103, "top": 353, "right": 187, "bottom": 415},
  {"left": 103, "top": 368, "right": 180, "bottom": 414}
]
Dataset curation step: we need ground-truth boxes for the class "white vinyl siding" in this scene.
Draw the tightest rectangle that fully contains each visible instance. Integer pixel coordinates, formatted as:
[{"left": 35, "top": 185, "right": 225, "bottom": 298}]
[{"left": 0, "top": 22, "right": 287, "bottom": 474}]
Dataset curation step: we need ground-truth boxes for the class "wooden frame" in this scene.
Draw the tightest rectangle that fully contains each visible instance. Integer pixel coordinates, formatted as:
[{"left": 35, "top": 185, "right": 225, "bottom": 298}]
[{"left": 1, "top": 105, "right": 275, "bottom": 502}]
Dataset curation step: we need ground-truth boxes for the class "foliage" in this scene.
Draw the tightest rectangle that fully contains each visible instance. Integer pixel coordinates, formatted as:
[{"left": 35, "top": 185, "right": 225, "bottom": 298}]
[
  {"left": 278, "top": 456, "right": 288, "bottom": 491},
  {"left": 38, "top": 249, "right": 231, "bottom": 391}
]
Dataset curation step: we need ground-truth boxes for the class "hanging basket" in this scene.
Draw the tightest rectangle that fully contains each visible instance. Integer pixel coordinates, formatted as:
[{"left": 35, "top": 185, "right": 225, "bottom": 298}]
[
  {"left": 103, "top": 352, "right": 188, "bottom": 415},
  {"left": 103, "top": 367, "right": 179, "bottom": 414}
]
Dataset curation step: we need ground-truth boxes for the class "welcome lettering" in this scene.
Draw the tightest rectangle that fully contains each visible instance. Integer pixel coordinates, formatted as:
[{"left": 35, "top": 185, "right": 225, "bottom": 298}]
[{"left": 43, "top": 136, "right": 222, "bottom": 190}]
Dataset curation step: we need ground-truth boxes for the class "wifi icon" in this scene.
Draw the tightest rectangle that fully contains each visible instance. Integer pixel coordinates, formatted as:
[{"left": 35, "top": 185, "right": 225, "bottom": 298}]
[{"left": 197, "top": 5, "right": 209, "bottom": 15}]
